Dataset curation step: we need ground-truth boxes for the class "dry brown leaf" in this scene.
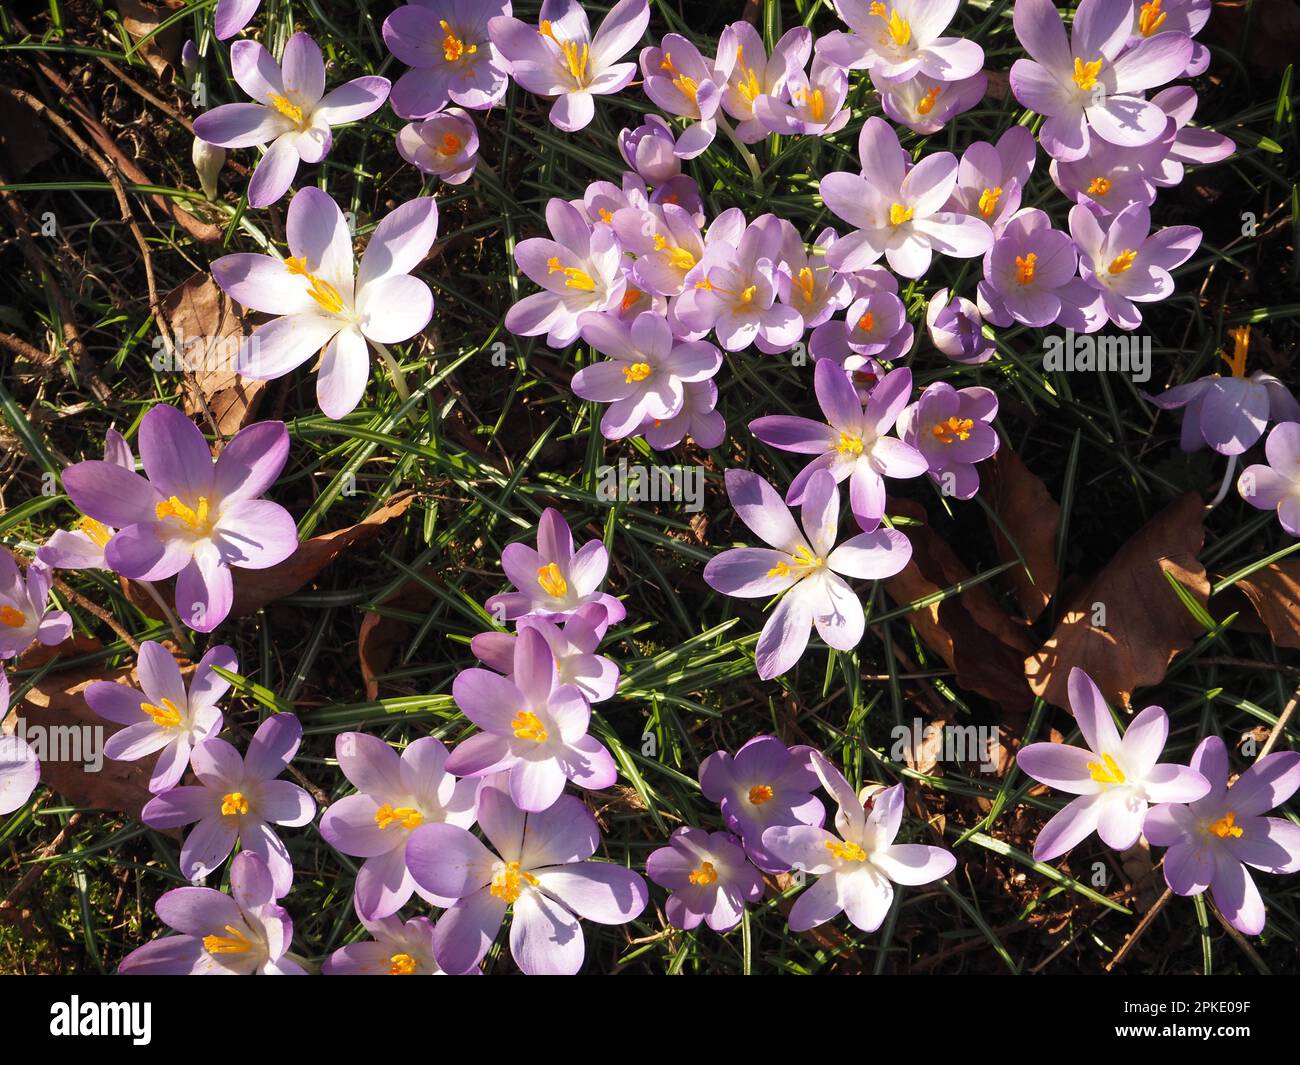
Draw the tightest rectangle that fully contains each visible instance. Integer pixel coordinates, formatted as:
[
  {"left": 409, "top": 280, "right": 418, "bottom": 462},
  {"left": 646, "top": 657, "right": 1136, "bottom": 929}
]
[
  {"left": 1025, "top": 491, "right": 1209, "bottom": 710},
  {"left": 163, "top": 273, "right": 267, "bottom": 436},
  {"left": 358, "top": 567, "right": 438, "bottom": 701},
  {"left": 883, "top": 499, "right": 1037, "bottom": 716},
  {"left": 1231, "top": 561, "right": 1300, "bottom": 649},
  {"left": 985, "top": 448, "right": 1061, "bottom": 623},
  {"left": 115, "top": 0, "right": 184, "bottom": 79}
]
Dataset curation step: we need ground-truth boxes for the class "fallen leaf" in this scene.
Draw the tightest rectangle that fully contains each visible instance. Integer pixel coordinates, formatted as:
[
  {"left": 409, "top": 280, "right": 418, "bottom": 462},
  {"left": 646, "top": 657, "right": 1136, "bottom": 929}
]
[
  {"left": 0, "top": 92, "right": 55, "bottom": 178},
  {"left": 358, "top": 568, "right": 438, "bottom": 701},
  {"left": 985, "top": 448, "right": 1061, "bottom": 623},
  {"left": 115, "top": 0, "right": 184, "bottom": 79},
  {"left": 1025, "top": 492, "right": 1209, "bottom": 710},
  {"left": 1231, "top": 561, "right": 1300, "bottom": 649}
]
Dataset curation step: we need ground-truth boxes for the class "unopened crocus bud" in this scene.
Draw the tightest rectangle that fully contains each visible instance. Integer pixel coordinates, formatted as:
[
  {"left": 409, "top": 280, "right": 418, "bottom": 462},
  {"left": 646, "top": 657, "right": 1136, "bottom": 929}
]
[
  {"left": 192, "top": 137, "right": 225, "bottom": 201},
  {"left": 618, "top": 116, "right": 681, "bottom": 185},
  {"left": 181, "top": 40, "right": 200, "bottom": 87},
  {"left": 926, "top": 288, "right": 994, "bottom": 364}
]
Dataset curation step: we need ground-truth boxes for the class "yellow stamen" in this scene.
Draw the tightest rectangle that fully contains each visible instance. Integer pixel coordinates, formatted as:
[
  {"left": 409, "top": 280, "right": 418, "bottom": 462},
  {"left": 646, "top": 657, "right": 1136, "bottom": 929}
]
[
  {"left": 1209, "top": 811, "right": 1243, "bottom": 839},
  {"left": 856, "top": 311, "right": 876, "bottom": 334},
  {"left": 623, "top": 361, "right": 653, "bottom": 383},
  {"left": 284, "top": 256, "right": 345, "bottom": 314},
  {"left": 748, "top": 784, "right": 774, "bottom": 805},
  {"left": 1072, "top": 57, "right": 1103, "bottom": 92},
  {"left": 978, "top": 186, "right": 1003, "bottom": 218},
  {"left": 1107, "top": 249, "right": 1137, "bottom": 275},
  {"left": 790, "top": 544, "right": 822, "bottom": 569},
  {"left": 546, "top": 256, "right": 596, "bottom": 292},
  {"left": 0, "top": 605, "right": 26, "bottom": 628},
  {"left": 885, "top": 9, "right": 911, "bottom": 46},
  {"left": 739, "top": 284, "right": 757, "bottom": 305},
  {"left": 766, "top": 561, "right": 791, "bottom": 578},
  {"left": 77, "top": 516, "right": 113, "bottom": 548},
  {"left": 795, "top": 266, "right": 816, "bottom": 304},
  {"left": 836, "top": 431, "right": 865, "bottom": 456},
  {"left": 1087, "top": 176, "right": 1112, "bottom": 196},
  {"left": 1015, "top": 252, "right": 1038, "bottom": 285},
  {"left": 437, "top": 132, "right": 463, "bottom": 157},
  {"left": 220, "top": 791, "right": 250, "bottom": 817},
  {"left": 439, "top": 19, "right": 478, "bottom": 64},
  {"left": 537, "top": 20, "right": 589, "bottom": 84},
  {"left": 154, "top": 495, "right": 211, "bottom": 532},
  {"left": 889, "top": 203, "right": 914, "bottom": 226},
  {"left": 916, "top": 85, "right": 942, "bottom": 115},
  {"left": 734, "top": 45, "right": 762, "bottom": 104},
  {"left": 1138, "top": 0, "right": 1167, "bottom": 36},
  {"left": 511, "top": 710, "right": 549, "bottom": 743},
  {"left": 659, "top": 53, "right": 699, "bottom": 103},
  {"left": 374, "top": 803, "right": 425, "bottom": 830},
  {"left": 388, "top": 953, "right": 418, "bottom": 975},
  {"left": 826, "top": 839, "right": 868, "bottom": 862},
  {"left": 666, "top": 245, "right": 697, "bottom": 271},
  {"left": 807, "top": 88, "right": 826, "bottom": 122},
  {"left": 931, "top": 416, "right": 974, "bottom": 444},
  {"left": 688, "top": 861, "right": 718, "bottom": 885},
  {"left": 268, "top": 94, "right": 305, "bottom": 129},
  {"left": 1086, "top": 751, "right": 1126, "bottom": 785},
  {"left": 1220, "top": 326, "right": 1250, "bottom": 378},
  {"left": 489, "top": 860, "right": 538, "bottom": 903},
  {"left": 620, "top": 287, "right": 642, "bottom": 312},
  {"left": 537, "top": 562, "right": 567, "bottom": 599},
  {"left": 598, "top": 207, "right": 613, "bottom": 225},
  {"left": 694, "top": 277, "right": 715, "bottom": 292},
  {"left": 203, "top": 924, "right": 252, "bottom": 955},
  {"left": 140, "top": 697, "right": 183, "bottom": 729}
]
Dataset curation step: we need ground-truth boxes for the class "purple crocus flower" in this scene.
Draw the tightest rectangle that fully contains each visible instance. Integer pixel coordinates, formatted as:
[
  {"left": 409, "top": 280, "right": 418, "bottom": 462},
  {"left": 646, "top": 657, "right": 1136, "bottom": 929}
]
[
  {"left": 505, "top": 199, "right": 626, "bottom": 347},
  {"left": 1049, "top": 125, "right": 1174, "bottom": 216},
  {"left": 773, "top": 224, "right": 854, "bottom": 335},
  {"left": 573, "top": 311, "right": 721, "bottom": 440},
  {"left": 192, "top": 34, "right": 389, "bottom": 208},
  {"left": 38, "top": 429, "right": 132, "bottom": 571},
  {"left": 84, "top": 640, "right": 234, "bottom": 794},
  {"left": 484, "top": 508, "right": 625, "bottom": 625},
  {"left": 1144, "top": 736, "right": 1300, "bottom": 936},
  {"left": 0, "top": 551, "right": 71, "bottom": 659},
  {"left": 323, "top": 912, "right": 446, "bottom": 975},
  {"left": 821, "top": 117, "right": 993, "bottom": 278},
  {"left": 214, "top": 0, "right": 260, "bottom": 40},
  {"left": 0, "top": 672, "right": 40, "bottom": 815},
  {"left": 756, "top": 55, "right": 850, "bottom": 138},
  {"left": 750, "top": 361, "right": 927, "bottom": 532},
  {"left": 946, "top": 126, "right": 1037, "bottom": 236},
  {"left": 319, "top": 733, "right": 478, "bottom": 919},
  {"left": 141, "top": 714, "right": 316, "bottom": 894},
  {"left": 1239, "top": 422, "right": 1300, "bottom": 538},
  {"left": 699, "top": 736, "right": 825, "bottom": 872},
  {"left": 1069, "top": 200, "right": 1201, "bottom": 330},
  {"left": 877, "top": 69, "right": 987, "bottom": 135},
  {"left": 702, "top": 469, "right": 913, "bottom": 679},
  {"left": 471, "top": 604, "right": 620, "bottom": 704},
  {"left": 925, "top": 288, "right": 994, "bottom": 364},
  {"left": 641, "top": 379, "right": 727, "bottom": 450},
  {"left": 1124, "top": 0, "right": 1211, "bottom": 76},
  {"left": 818, "top": 0, "right": 985, "bottom": 82},
  {"left": 897, "top": 382, "right": 1000, "bottom": 499},
  {"left": 445, "top": 627, "right": 616, "bottom": 811},
  {"left": 640, "top": 34, "right": 735, "bottom": 159},
  {"left": 1145, "top": 328, "right": 1300, "bottom": 455},
  {"left": 383, "top": 0, "right": 511, "bottom": 118},
  {"left": 1009, "top": 0, "right": 1192, "bottom": 162},
  {"left": 213, "top": 188, "right": 439, "bottom": 419},
  {"left": 61, "top": 405, "right": 296, "bottom": 633},
  {"left": 397, "top": 108, "right": 479, "bottom": 184},
  {"left": 407, "top": 778, "right": 648, "bottom": 975},
  {"left": 619, "top": 115, "right": 683, "bottom": 184},
  {"left": 118, "top": 852, "right": 304, "bottom": 975},
  {"left": 810, "top": 289, "right": 914, "bottom": 368},
  {"left": 719, "top": 23, "right": 812, "bottom": 143},
  {"left": 612, "top": 201, "right": 706, "bottom": 298},
  {"left": 762, "top": 754, "right": 957, "bottom": 933},
  {"left": 1016, "top": 667, "right": 1211, "bottom": 861},
  {"left": 1149, "top": 86, "right": 1235, "bottom": 185},
  {"left": 488, "top": 0, "right": 649, "bottom": 132},
  {"left": 978, "top": 207, "right": 1105, "bottom": 332},
  {"left": 646, "top": 827, "right": 764, "bottom": 932}
]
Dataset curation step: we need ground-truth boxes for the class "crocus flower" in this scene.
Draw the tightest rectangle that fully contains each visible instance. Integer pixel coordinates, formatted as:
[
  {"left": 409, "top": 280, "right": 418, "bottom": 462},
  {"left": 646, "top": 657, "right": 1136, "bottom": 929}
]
[
  {"left": 646, "top": 827, "right": 764, "bottom": 932},
  {"left": 320, "top": 733, "right": 478, "bottom": 919},
  {"left": 1016, "top": 667, "right": 1210, "bottom": 861},
  {"left": 484, "top": 508, "right": 625, "bottom": 625},
  {"left": 141, "top": 714, "right": 316, "bottom": 894},
  {"left": 772, "top": 224, "right": 854, "bottom": 336},
  {"left": 505, "top": 199, "right": 626, "bottom": 347},
  {"left": 641, "top": 379, "right": 727, "bottom": 450},
  {"left": 703, "top": 469, "right": 913, "bottom": 679},
  {"left": 877, "top": 69, "right": 987, "bottom": 135},
  {"left": 445, "top": 627, "right": 616, "bottom": 811},
  {"left": 618, "top": 115, "right": 683, "bottom": 183},
  {"left": 750, "top": 361, "right": 927, "bottom": 532},
  {"left": 1069, "top": 200, "right": 1201, "bottom": 330},
  {"left": 821, "top": 117, "right": 992, "bottom": 278},
  {"left": 1145, "top": 328, "right": 1300, "bottom": 455},
  {"left": 323, "top": 912, "right": 446, "bottom": 975},
  {"left": 925, "top": 288, "right": 994, "bottom": 364},
  {"left": 978, "top": 207, "right": 1105, "bottom": 332},
  {"left": 755, "top": 55, "right": 850, "bottom": 138},
  {"left": 612, "top": 201, "right": 706, "bottom": 298},
  {"left": 762, "top": 754, "right": 956, "bottom": 933},
  {"left": 213, "top": 188, "right": 439, "bottom": 419},
  {"left": 1239, "top": 422, "right": 1300, "bottom": 538},
  {"left": 61, "top": 405, "right": 296, "bottom": 633},
  {"left": 640, "top": 34, "right": 735, "bottom": 158},
  {"left": 0, "top": 551, "right": 71, "bottom": 659},
  {"left": 699, "top": 736, "right": 825, "bottom": 872},
  {"left": 1149, "top": 86, "right": 1235, "bottom": 185},
  {"left": 1048, "top": 125, "right": 1174, "bottom": 216},
  {"left": 818, "top": 0, "right": 985, "bottom": 82},
  {"left": 383, "top": 0, "right": 511, "bottom": 118},
  {"left": 192, "top": 34, "right": 390, "bottom": 208},
  {"left": 1009, "top": 0, "right": 1192, "bottom": 162},
  {"left": 1124, "top": 0, "right": 1211, "bottom": 76},
  {"left": 407, "top": 779, "right": 648, "bottom": 975},
  {"left": 472, "top": 606, "right": 619, "bottom": 704},
  {"left": 396, "top": 108, "right": 479, "bottom": 183},
  {"left": 488, "top": 0, "right": 650, "bottom": 132},
  {"left": 0, "top": 672, "right": 40, "bottom": 815},
  {"left": 1144, "top": 736, "right": 1300, "bottom": 935},
  {"left": 38, "top": 429, "right": 133, "bottom": 571},
  {"left": 810, "top": 290, "right": 913, "bottom": 367},
  {"left": 719, "top": 23, "right": 812, "bottom": 142},
  {"left": 214, "top": 0, "right": 260, "bottom": 40},
  {"left": 946, "top": 126, "right": 1037, "bottom": 235},
  {"left": 119, "top": 852, "right": 305, "bottom": 975},
  {"left": 84, "top": 640, "right": 235, "bottom": 794},
  {"left": 573, "top": 311, "right": 721, "bottom": 440},
  {"left": 897, "top": 382, "right": 1000, "bottom": 499}
]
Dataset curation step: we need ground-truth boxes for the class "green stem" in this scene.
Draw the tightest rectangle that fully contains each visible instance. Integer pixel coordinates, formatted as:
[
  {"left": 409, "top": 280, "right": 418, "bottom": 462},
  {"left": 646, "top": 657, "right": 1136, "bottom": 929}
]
[
  {"left": 716, "top": 114, "right": 763, "bottom": 190},
  {"left": 373, "top": 342, "right": 412, "bottom": 405}
]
